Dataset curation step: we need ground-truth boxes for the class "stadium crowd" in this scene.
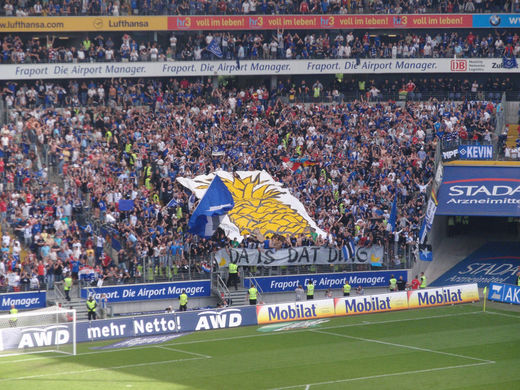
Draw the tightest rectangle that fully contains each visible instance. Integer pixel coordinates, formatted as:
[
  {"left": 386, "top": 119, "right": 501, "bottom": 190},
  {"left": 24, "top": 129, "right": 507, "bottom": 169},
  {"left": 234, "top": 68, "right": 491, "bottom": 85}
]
[
  {"left": 0, "top": 73, "right": 500, "bottom": 292},
  {"left": 2, "top": 0, "right": 514, "bottom": 16},
  {"left": 1, "top": 75, "right": 516, "bottom": 109},
  {"left": 2, "top": 29, "right": 520, "bottom": 64}
]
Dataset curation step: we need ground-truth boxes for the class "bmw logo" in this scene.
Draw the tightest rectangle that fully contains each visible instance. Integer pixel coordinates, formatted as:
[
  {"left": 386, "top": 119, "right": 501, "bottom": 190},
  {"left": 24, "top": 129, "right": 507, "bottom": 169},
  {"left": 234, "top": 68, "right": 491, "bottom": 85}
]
[{"left": 489, "top": 15, "right": 501, "bottom": 26}]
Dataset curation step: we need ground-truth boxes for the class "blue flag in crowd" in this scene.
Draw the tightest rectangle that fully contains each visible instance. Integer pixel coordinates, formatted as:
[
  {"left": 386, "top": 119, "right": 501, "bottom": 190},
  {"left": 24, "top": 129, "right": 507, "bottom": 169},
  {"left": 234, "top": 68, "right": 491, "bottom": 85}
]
[
  {"left": 207, "top": 38, "right": 223, "bottom": 58},
  {"left": 118, "top": 199, "right": 135, "bottom": 212},
  {"left": 342, "top": 239, "right": 356, "bottom": 261},
  {"left": 502, "top": 56, "right": 518, "bottom": 69},
  {"left": 388, "top": 196, "right": 397, "bottom": 232},
  {"left": 188, "top": 176, "right": 234, "bottom": 238},
  {"left": 419, "top": 244, "right": 433, "bottom": 261},
  {"left": 166, "top": 197, "right": 179, "bottom": 208}
]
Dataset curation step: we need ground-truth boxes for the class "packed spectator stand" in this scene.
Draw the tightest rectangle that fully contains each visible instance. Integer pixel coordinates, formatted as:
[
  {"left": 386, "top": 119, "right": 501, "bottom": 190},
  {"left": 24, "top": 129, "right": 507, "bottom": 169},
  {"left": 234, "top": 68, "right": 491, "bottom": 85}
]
[
  {"left": 1, "top": 29, "right": 520, "bottom": 64},
  {"left": 0, "top": 0, "right": 514, "bottom": 294},
  {"left": 1, "top": 75, "right": 517, "bottom": 109},
  {"left": 2, "top": 0, "right": 515, "bottom": 17},
  {"left": 0, "top": 73, "right": 500, "bottom": 293}
]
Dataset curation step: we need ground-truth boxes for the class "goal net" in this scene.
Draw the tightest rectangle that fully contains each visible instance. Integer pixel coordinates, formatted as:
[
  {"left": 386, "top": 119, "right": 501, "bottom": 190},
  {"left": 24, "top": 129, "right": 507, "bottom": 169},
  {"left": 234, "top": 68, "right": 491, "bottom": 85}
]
[{"left": 0, "top": 306, "right": 76, "bottom": 357}]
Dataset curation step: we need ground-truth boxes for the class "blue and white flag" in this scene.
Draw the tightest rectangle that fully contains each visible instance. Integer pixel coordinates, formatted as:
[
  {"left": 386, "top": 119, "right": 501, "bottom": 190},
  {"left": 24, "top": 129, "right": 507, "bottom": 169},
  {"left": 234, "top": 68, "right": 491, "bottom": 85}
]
[
  {"left": 166, "top": 197, "right": 179, "bottom": 208},
  {"left": 342, "top": 239, "right": 356, "bottom": 261},
  {"left": 388, "top": 196, "right": 397, "bottom": 232},
  {"left": 188, "top": 175, "right": 234, "bottom": 238},
  {"left": 418, "top": 220, "right": 427, "bottom": 244},
  {"left": 207, "top": 38, "right": 223, "bottom": 58},
  {"left": 419, "top": 244, "right": 433, "bottom": 261},
  {"left": 503, "top": 56, "right": 518, "bottom": 69},
  {"left": 188, "top": 193, "right": 197, "bottom": 211}
]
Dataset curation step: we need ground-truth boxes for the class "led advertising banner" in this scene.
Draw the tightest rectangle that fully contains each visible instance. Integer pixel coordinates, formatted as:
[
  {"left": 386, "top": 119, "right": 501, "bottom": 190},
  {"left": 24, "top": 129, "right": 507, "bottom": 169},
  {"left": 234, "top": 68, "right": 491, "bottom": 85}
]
[
  {"left": 472, "top": 14, "right": 520, "bottom": 28},
  {"left": 167, "top": 14, "right": 472, "bottom": 31},
  {"left": 0, "top": 16, "right": 166, "bottom": 32},
  {"left": 2, "top": 58, "right": 519, "bottom": 81},
  {"left": 1, "top": 14, "right": 517, "bottom": 32}
]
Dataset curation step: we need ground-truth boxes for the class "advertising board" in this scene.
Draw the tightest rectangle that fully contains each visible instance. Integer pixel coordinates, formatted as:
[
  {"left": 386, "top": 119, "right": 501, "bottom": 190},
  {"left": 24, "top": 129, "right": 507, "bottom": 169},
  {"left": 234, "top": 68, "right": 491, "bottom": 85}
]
[
  {"left": 458, "top": 145, "right": 493, "bottom": 160},
  {"left": 243, "top": 270, "right": 407, "bottom": 292},
  {"left": 80, "top": 281, "right": 211, "bottom": 302},
  {"left": 0, "top": 306, "right": 258, "bottom": 351},
  {"left": 0, "top": 16, "right": 166, "bottom": 32},
  {"left": 334, "top": 292, "right": 408, "bottom": 316},
  {"left": 256, "top": 299, "right": 335, "bottom": 324},
  {"left": 488, "top": 282, "right": 520, "bottom": 305},
  {"left": 167, "top": 14, "right": 472, "bottom": 31},
  {"left": 1, "top": 14, "right": 516, "bottom": 32},
  {"left": 0, "top": 291, "right": 46, "bottom": 311},
  {"left": 2, "top": 58, "right": 519, "bottom": 81},
  {"left": 407, "top": 284, "right": 479, "bottom": 309},
  {"left": 436, "top": 166, "right": 520, "bottom": 217}
]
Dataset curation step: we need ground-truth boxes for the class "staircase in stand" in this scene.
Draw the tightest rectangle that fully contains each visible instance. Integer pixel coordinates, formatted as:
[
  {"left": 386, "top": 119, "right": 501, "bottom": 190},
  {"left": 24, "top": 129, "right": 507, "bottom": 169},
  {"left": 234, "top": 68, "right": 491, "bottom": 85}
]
[
  {"left": 50, "top": 285, "right": 90, "bottom": 321},
  {"left": 228, "top": 288, "right": 249, "bottom": 307}
]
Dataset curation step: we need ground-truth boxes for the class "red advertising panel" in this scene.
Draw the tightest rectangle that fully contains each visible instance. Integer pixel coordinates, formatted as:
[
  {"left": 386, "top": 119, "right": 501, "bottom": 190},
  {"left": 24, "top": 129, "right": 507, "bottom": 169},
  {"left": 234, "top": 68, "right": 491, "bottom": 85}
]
[{"left": 167, "top": 14, "right": 472, "bottom": 31}]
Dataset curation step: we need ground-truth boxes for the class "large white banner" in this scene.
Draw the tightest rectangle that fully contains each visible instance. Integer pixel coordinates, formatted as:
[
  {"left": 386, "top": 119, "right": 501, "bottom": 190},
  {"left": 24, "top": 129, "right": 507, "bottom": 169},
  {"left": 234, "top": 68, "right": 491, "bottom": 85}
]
[
  {"left": 215, "top": 245, "right": 384, "bottom": 267},
  {"left": 177, "top": 170, "right": 326, "bottom": 242},
  {"left": 2, "top": 58, "right": 517, "bottom": 80}
]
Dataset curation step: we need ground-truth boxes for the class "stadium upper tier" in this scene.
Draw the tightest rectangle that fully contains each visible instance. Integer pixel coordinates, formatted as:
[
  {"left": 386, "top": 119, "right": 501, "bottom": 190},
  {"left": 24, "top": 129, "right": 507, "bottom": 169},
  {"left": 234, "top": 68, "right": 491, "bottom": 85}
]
[
  {"left": 0, "top": 0, "right": 515, "bottom": 17},
  {"left": 1, "top": 30, "right": 519, "bottom": 64}
]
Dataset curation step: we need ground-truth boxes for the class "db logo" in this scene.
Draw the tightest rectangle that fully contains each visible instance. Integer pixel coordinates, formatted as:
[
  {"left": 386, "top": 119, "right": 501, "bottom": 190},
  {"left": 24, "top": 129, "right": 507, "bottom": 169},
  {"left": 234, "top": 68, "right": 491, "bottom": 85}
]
[{"left": 450, "top": 60, "right": 467, "bottom": 71}]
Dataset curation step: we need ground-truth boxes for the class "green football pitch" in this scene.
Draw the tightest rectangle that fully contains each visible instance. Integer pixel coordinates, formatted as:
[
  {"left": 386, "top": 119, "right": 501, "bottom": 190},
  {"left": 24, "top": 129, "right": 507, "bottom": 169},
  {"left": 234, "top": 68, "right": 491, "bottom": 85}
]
[{"left": 1, "top": 303, "right": 519, "bottom": 390}]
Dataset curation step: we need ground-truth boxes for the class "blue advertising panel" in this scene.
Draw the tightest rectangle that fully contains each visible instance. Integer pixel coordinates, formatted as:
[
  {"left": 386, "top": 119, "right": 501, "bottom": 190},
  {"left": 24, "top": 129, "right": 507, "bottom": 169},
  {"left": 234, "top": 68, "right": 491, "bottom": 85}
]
[
  {"left": 488, "top": 283, "right": 520, "bottom": 305},
  {"left": 458, "top": 145, "right": 493, "bottom": 160},
  {"left": 0, "top": 291, "right": 46, "bottom": 310},
  {"left": 244, "top": 271, "right": 408, "bottom": 293},
  {"left": 0, "top": 306, "right": 258, "bottom": 350},
  {"left": 430, "top": 242, "right": 520, "bottom": 288},
  {"left": 77, "top": 306, "right": 258, "bottom": 342},
  {"left": 80, "top": 280, "right": 211, "bottom": 302},
  {"left": 436, "top": 166, "right": 520, "bottom": 216},
  {"left": 473, "top": 14, "right": 520, "bottom": 28}
]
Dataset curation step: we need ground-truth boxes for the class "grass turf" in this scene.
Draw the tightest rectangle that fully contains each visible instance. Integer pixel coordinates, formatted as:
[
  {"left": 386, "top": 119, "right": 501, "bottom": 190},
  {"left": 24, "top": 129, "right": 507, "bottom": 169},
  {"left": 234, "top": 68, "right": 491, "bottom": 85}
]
[{"left": 0, "top": 303, "right": 518, "bottom": 390}]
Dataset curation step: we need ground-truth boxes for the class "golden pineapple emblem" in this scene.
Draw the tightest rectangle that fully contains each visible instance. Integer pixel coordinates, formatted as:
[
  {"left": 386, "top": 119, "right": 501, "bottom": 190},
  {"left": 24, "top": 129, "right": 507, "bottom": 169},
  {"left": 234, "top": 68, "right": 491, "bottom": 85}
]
[{"left": 194, "top": 173, "right": 312, "bottom": 239}]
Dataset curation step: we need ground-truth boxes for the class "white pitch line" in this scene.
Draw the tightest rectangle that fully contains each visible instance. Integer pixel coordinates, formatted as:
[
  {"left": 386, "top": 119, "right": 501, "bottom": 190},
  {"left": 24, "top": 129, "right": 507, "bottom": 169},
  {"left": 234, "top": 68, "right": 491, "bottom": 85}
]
[
  {"left": 304, "top": 385, "right": 311, "bottom": 390},
  {"left": 485, "top": 310, "right": 520, "bottom": 319},
  {"left": 0, "top": 356, "right": 205, "bottom": 383},
  {"left": 311, "top": 329, "right": 495, "bottom": 364},
  {"left": 156, "top": 345, "right": 212, "bottom": 359},
  {"left": 0, "top": 310, "right": 482, "bottom": 365},
  {"left": 268, "top": 361, "right": 494, "bottom": 390}
]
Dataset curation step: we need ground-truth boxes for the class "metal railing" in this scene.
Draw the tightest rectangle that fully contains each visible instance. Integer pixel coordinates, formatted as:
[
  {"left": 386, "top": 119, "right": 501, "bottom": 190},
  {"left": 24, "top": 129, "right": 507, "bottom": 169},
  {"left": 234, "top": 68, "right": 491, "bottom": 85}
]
[{"left": 213, "top": 273, "right": 231, "bottom": 306}]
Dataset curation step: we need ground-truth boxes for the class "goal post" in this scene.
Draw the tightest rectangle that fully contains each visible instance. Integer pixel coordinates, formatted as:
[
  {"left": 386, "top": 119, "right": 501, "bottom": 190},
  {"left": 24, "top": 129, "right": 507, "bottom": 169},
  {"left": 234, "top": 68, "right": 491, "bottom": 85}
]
[{"left": 0, "top": 306, "right": 76, "bottom": 357}]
